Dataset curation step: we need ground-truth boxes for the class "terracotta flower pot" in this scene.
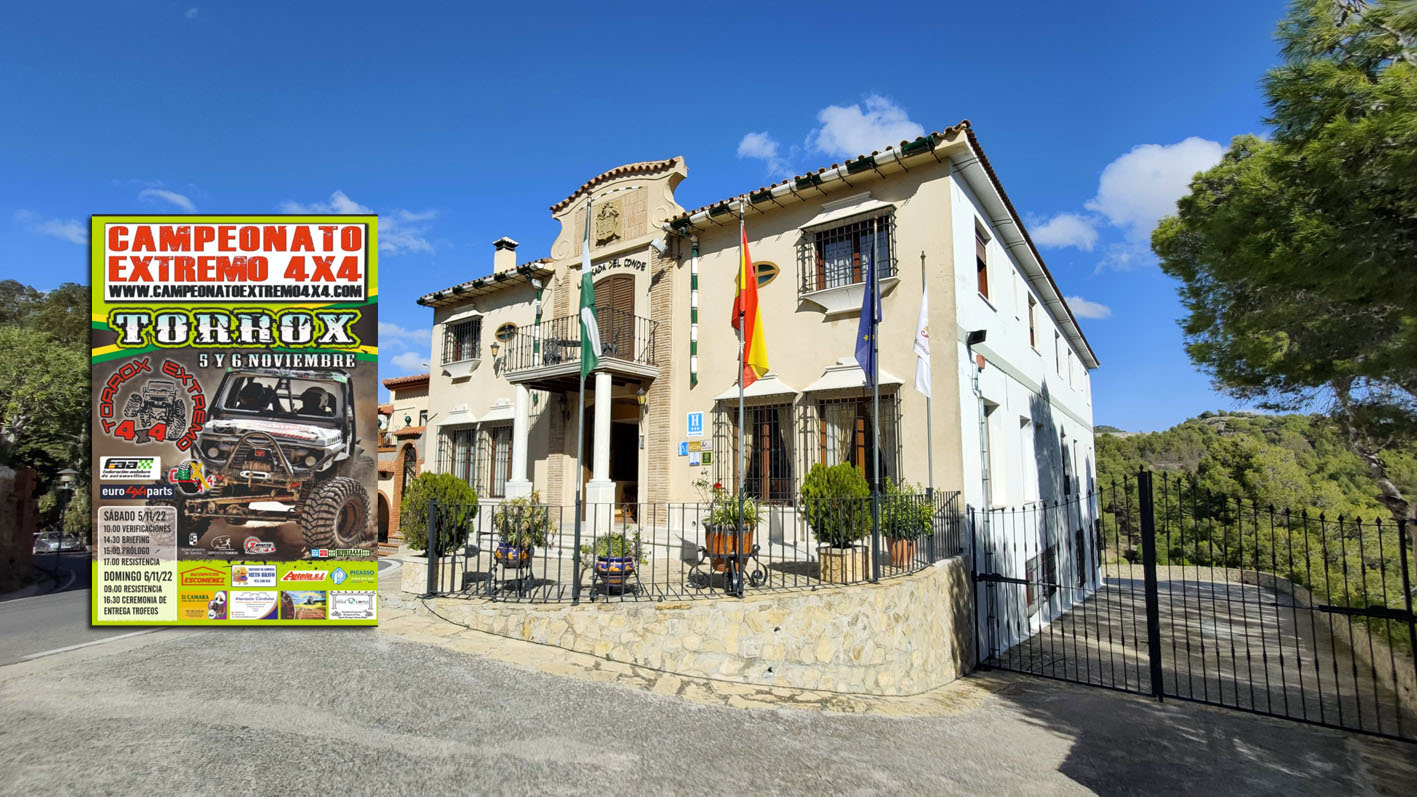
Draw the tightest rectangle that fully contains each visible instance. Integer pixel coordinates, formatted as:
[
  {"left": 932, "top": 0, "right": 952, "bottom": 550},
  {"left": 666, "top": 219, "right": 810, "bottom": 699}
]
[
  {"left": 705, "top": 526, "right": 754, "bottom": 573},
  {"left": 887, "top": 537, "right": 917, "bottom": 568}
]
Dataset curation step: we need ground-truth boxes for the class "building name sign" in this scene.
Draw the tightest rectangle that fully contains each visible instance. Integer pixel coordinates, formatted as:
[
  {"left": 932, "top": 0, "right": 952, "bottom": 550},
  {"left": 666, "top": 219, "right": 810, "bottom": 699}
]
[{"left": 591, "top": 257, "right": 647, "bottom": 277}]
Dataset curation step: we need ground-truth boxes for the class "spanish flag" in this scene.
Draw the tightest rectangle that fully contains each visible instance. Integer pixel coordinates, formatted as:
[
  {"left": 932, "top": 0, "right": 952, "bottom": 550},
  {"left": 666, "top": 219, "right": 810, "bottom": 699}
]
[{"left": 731, "top": 223, "right": 769, "bottom": 388}]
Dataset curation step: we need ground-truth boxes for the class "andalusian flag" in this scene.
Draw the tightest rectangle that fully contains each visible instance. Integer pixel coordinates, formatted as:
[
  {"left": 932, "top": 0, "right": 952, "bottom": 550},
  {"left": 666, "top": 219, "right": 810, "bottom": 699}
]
[
  {"left": 731, "top": 224, "right": 769, "bottom": 387},
  {"left": 580, "top": 226, "right": 602, "bottom": 380}
]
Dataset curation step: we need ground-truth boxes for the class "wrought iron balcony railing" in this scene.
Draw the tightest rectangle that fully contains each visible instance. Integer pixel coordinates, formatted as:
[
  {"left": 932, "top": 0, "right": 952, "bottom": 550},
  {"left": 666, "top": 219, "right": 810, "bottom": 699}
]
[{"left": 502, "top": 308, "right": 656, "bottom": 373}]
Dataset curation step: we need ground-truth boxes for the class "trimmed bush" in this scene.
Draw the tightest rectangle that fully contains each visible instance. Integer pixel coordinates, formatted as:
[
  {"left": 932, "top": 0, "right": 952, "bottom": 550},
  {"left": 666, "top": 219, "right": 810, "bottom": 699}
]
[
  {"left": 881, "top": 480, "right": 934, "bottom": 540},
  {"left": 399, "top": 473, "right": 478, "bottom": 556},
  {"left": 491, "top": 491, "right": 551, "bottom": 548},
  {"left": 800, "top": 462, "right": 870, "bottom": 548}
]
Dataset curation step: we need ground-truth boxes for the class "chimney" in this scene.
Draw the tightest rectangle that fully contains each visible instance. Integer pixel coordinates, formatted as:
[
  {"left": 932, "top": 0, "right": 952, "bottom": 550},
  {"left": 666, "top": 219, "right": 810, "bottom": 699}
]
[{"left": 493, "top": 237, "right": 519, "bottom": 274}]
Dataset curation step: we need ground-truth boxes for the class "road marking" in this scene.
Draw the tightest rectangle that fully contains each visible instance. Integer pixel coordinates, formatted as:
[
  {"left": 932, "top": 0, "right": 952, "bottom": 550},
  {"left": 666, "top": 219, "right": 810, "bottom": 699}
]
[{"left": 21, "top": 629, "right": 164, "bottom": 661}]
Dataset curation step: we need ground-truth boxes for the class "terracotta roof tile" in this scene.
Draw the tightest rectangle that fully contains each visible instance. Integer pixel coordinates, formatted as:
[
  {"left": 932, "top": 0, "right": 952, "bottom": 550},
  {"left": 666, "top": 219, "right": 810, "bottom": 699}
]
[
  {"left": 378, "top": 403, "right": 393, "bottom": 415},
  {"left": 382, "top": 373, "right": 429, "bottom": 390},
  {"left": 550, "top": 157, "right": 682, "bottom": 213}
]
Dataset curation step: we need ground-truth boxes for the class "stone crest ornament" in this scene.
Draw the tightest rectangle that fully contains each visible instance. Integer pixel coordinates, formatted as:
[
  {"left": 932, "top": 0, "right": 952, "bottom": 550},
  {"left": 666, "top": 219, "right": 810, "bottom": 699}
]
[{"left": 594, "top": 200, "right": 621, "bottom": 245}]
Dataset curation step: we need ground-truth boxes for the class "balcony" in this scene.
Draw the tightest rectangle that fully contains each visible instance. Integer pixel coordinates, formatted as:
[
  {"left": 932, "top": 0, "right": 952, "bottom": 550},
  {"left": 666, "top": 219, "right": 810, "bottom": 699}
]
[{"left": 502, "top": 308, "right": 658, "bottom": 391}]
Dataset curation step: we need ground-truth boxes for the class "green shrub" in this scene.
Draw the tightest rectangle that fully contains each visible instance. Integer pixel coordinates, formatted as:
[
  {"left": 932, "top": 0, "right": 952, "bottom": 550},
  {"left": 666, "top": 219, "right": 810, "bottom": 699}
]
[
  {"left": 579, "top": 526, "right": 642, "bottom": 568},
  {"left": 692, "top": 470, "right": 761, "bottom": 530},
  {"left": 800, "top": 463, "right": 870, "bottom": 548},
  {"left": 400, "top": 473, "right": 478, "bottom": 556},
  {"left": 881, "top": 480, "right": 934, "bottom": 540},
  {"left": 492, "top": 491, "right": 551, "bottom": 549}
]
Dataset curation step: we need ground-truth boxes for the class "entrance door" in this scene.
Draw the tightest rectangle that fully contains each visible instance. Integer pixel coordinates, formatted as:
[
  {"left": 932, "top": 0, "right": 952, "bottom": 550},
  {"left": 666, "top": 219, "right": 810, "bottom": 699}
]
[{"left": 594, "top": 274, "right": 634, "bottom": 360}]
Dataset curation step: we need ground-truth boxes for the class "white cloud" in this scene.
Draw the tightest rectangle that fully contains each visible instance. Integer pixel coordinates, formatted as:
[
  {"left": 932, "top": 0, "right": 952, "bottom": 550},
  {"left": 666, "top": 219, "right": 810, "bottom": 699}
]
[
  {"left": 138, "top": 188, "right": 196, "bottom": 212},
  {"left": 13, "top": 210, "right": 85, "bottom": 245},
  {"left": 391, "top": 351, "right": 425, "bottom": 373},
  {"left": 1031, "top": 212, "right": 1098, "bottom": 251},
  {"left": 1065, "top": 296, "right": 1112, "bottom": 319},
  {"left": 737, "top": 131, "right": 789, "bottom": 175},
  {"left": 280, "top": 191, "right": 436, "bottom": 254},
  {"left": 806, "top": 95, "right": 924, "bottom": 158},
  {"left": 378, "top": 321, "right": 430, "bottom": 346},
  {"left": 1084, "top": 137, "right": 1224, "bottom": 242}
]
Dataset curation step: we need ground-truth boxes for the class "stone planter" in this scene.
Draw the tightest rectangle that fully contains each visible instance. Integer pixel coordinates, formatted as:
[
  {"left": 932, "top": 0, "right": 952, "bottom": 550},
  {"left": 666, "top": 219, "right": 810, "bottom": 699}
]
[
  {"left": 818, "top": 545, "right": 871, "bottom": 584},
  {"left": 887, "top": 538, "right": 917, "bottom": 568},
  {"left": 399, "top": 555, "right": 467, "bottom": 594}
]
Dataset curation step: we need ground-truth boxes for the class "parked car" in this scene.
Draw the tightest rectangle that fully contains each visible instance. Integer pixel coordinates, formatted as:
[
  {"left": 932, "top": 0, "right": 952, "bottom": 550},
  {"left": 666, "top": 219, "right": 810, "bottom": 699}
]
[
  {"left": 59, "top": 532, "right": 85, "bottom": 551},
  {"left": 33, "top": 531, "right": 62, "bottom": 554}
]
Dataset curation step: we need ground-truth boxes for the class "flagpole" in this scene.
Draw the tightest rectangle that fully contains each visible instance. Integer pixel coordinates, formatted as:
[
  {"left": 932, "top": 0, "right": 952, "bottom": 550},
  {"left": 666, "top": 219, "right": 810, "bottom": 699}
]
[
  {"left": 870, "top": 216, "right": 881, "bottom": 583},
  {"left": 922, "top": 250, "right": 933, "bottom": 498},
  {"left": 571, "top": 196, "right": 592, "bottom": 605},
  {"left": 735, "top": 197, "right": 746, "bottom": 598}
]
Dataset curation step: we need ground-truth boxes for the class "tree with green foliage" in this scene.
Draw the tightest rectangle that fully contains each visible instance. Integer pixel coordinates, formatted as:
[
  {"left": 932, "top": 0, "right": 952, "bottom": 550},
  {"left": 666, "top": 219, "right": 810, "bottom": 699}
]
[
  {"left": 0, "top": 326, "right": 87, "bottom": 468},
  {"left": 399, "top": 472, "right": 479, "bottom": 556},
  {"left": 1152, "top": 0, "right": 1417, "bottom": 521}
]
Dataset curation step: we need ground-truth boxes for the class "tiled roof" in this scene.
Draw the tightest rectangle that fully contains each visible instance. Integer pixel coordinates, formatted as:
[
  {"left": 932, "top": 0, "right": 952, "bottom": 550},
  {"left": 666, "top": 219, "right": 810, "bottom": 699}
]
[
  {"left": 378, "top": 403, "right": 393, "bottom": 415},
  {"left": 382, "top": 373, "right": 429, "bottom": 390},
  {"left": 416, "top": 261, "right": 554, "bottom": 308},
  {"left": 550, "top": 157, "right": 682, "bottom": 213},
  {"left": 671, "top": 122, "right": 970, "bottom": 221}
]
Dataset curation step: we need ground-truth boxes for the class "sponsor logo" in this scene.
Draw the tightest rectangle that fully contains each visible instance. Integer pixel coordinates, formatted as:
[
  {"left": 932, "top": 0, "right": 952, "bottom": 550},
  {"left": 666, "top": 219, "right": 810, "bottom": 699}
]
[
  {"left": 328, "top": 591, "right": 377, "bottom": 621},
  {"left": 281, "top": 590, "right": 327, "bottom": 620},
  {"left": 232, "top": 564, "right": 277, "bottom": 588},
  {"left": 331, "top": 567, "right": 348, "bottom": 585},
  {"left": 99, "top": 456, "right": 160, "bottom": 482},
  {"left": 229, "top": 590, "right": 278, "bottom": 621},
  {"left": 179, "top": 566, "right": 226, "bottom": 587},
  {"left": 178, "top": 590, "right": 225, "bottom": 621},
  {"left": 212, "top": 535, "right": 234, "bottom": 552},
  {"left": 310, "top": 548, "right": 369, "bottom": 560},
  {"left": 99, "top": 483, "right": 176, "bottom": 500},
  {"left": 167, "top": 461, "right": 211, "bottom": 495},
  {"left": 244, "top": 536, "right": 276, "bottom": 555},
  {"left": 280, "top": 570, "right": 326, "bottom": 583}
]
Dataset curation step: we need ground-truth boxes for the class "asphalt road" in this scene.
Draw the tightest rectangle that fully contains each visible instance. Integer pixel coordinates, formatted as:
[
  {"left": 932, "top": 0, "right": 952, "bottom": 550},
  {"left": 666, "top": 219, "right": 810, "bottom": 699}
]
[{"left": 2, "top": 615, "right": 1412, "bottom": 794}]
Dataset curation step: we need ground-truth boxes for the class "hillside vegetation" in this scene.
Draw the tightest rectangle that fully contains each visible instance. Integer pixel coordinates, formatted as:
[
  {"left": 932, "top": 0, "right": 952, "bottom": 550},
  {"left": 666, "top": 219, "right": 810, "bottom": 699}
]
[{"left": 1098, "top": 412, "right": 1417, "bottom": 521}]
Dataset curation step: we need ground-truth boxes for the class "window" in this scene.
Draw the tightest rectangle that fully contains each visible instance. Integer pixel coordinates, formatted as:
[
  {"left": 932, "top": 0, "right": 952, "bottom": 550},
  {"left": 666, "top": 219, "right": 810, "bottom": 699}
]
[
  {"left": 975, "top": 224, "right": 990, "bottom": 300},
  {"left": 1061, "top": 437, "right": 1073, "bottom": 497},
  {"left": 1075, "top": 527, "right": 1087, "bottom": 588},
  {"left": 443, "top": 318, "right": 481, "bottom": 364},
  {"left": 1042, "top": 544, "right": 1058, "bottom": 601},
  {"left": 440, "top": 427, "right": 475, "bottom": 485},
  {"left": 1025, "top": 554, "right": 1039, "bottom": 612},
  {"left": 816, "top": 394, "right": 899, "bottom": 487},
  {"left": 755, "top": 261, "right": 780, "bottom": 288},
  {"left": 1055, "top": 332, "right": 1063, "bottom": 376},
  {"left": 985, "top": 401, "right": 1006, "bottom": 505},
  {"left": 418, "top": 410, "right": 428, "bottom": 427},
  {"left": 1067, "top": 349, "right": 1074, "bottom": 388},
  {"left": 715, "top": 402, "right": 794, "bottom": 502},
  {"left": 1028, "top": 296, "right": 1037, "bottom": 349},
  {"left": 480, "top": 424, "right": 512, "bottom": 498},
  {"left": 1019, "top": 417, "right": 1039, "bottom": 503},
  {"left": 494, "top": 322, "right": 517, "bottom": 343},
  {"left": 808, "top": 215, "right": 894, "bottom": 292}
]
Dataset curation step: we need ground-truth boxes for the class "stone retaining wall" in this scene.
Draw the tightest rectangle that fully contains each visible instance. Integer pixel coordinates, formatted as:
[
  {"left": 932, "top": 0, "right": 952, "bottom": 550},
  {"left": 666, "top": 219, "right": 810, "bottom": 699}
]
[{"left": 398, "top": 556, "right": 974, "bottom": 695}]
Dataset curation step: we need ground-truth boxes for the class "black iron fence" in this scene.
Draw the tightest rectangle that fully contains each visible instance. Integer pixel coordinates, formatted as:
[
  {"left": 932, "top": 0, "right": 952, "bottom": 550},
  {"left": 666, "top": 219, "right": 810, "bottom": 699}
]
[
  {"left": 501, "top": 308, "right": 656, "bottom": 373},
  {"left": 421, "top": 492, "right": 962, "bottom": 603},
  {"left": 974, "top": 471, "right": 1417, "bottom": 743}
]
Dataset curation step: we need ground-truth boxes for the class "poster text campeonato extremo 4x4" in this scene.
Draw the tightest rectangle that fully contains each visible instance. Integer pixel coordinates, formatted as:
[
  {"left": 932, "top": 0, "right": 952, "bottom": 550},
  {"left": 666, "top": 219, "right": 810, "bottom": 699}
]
[{"left": 91, "top": 216, "right": 380, "bottom": 626}]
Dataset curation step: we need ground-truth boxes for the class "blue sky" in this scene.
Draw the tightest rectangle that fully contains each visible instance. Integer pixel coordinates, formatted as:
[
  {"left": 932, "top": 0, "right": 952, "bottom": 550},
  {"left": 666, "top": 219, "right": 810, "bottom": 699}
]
[{"left": 1, "top": 0, "right": 1288, "bottom": 431}]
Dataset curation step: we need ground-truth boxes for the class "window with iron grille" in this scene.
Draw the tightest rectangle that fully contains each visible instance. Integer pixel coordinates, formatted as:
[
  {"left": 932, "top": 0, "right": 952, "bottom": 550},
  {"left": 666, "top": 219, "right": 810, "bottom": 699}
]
[
  {"left": 442, "top": 318, "right": 481, "bottom": 364},
  {"left": 801, "top": 214, "right": 895, "bottom": 295},
  {"left": 474, "top": 424, "right": 512, "bottom": 499},
  {"left": 1025, "top": 554, "right": 1039, "bottom": 612},
  {"left": 1042, "top": 544, "right": 1058, "bottom": 601},
  {"left": 1075, "top": 527, "right": 1087, "bottom": 587},
  {"left": 440, "top": 427, "right": 475, "bottom": 486},
  {"left": 810, "top": 393, "right": 900, "bottom": 487},
  {"left": 713, "top": 402, "right": 795, "bottom": 503}
]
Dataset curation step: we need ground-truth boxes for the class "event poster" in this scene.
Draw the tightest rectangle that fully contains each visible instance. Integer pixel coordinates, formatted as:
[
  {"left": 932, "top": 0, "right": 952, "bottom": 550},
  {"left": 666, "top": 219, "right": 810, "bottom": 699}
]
[{"left": 90, "top": 216, "right": 380, "bottom": 626}]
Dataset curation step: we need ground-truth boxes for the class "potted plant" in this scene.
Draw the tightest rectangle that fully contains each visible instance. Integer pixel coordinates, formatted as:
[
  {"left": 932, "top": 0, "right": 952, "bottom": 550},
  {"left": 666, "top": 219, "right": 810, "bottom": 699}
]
[
  {"left": 800, "top": 463, "right": 871, "bottom": 583},
  {"left": 694, "top": 472, "right": 760, "bottom": 575},
  {"left": 491, "top": 491, "right": 550, "bottom": 569},
  {"left": 580, "top": 524, "right": 642, "bottom": 591},
  {"left": 881, "top": 480, "right": 933, "bottom": 568}
]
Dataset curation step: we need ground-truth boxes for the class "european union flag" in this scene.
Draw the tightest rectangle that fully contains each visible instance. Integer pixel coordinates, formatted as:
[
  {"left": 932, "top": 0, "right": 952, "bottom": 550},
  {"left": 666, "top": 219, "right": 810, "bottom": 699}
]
[{"left": 855, "top": 237, "right": 881, "bottom": 389}]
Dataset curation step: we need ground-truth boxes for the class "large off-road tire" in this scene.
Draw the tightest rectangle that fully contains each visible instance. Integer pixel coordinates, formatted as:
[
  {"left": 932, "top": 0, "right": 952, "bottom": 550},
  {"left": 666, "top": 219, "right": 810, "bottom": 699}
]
[
  {"left": 164, "top": 403, "right": 187, "bottom": 439},
  {"left": 123, "top": 393, "right": 143, "bottom": 417},
  {"left": 299, "top": 476, "right": 370, "bottom": 549}
]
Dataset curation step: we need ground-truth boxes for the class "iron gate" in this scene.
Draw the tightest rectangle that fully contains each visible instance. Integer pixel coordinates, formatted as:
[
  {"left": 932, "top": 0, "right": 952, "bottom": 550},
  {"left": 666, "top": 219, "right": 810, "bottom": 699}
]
[{"left": 973, "top": 471, "right": 1417, "bottom": 743}]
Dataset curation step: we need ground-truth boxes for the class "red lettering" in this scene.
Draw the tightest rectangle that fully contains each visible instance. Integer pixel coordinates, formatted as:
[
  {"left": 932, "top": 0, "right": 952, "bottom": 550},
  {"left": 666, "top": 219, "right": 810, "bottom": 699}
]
[
  {"left": 194, "top": 225, "right": 215, "bottom": 249},
  {"left": 290, "top": 226, "right": 315, "bottom": 252},
  {"left": 132, "top": 226, "right": 155, "bottom": 252},
  {"left": 218, "top": 225, "right": 235, "bottom": 251},
  {"left": 310, "top": 256, "right": 335, "bottom": 281},
  {"left": 107, "top": 225, "right": 129, "bottom": 252},
  {"left": 340, "top": 225, "right": 362, "bottom": 251}
]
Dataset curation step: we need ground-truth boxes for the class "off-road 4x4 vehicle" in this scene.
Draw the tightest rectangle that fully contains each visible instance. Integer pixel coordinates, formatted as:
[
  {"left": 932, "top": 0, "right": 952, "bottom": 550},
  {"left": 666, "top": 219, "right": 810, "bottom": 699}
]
[
  {"left": 171, "top": 368, "right": 372, "bottom": 550},
  {"left": 123, "top": 379, "right": 187, "bottom": 438}
]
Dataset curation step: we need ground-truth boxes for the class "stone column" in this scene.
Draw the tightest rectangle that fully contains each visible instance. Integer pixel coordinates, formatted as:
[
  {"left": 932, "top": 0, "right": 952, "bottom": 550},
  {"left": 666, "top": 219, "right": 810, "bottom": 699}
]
[
  {"left": 585, "top": 370, "right": 616, "bottom": 514},
  {"left": 505, "top": 384, "right": 532, "bottom": 499}
]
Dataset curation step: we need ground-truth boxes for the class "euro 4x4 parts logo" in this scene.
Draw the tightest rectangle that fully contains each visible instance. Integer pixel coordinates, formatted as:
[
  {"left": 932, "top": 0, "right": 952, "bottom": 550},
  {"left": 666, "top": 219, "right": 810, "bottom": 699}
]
[
  {"left": 99, "top": 456, "right": 161, "bottom": 482},
  {"left": 99, "top": 483, "right": 175, "bottom": 500}
]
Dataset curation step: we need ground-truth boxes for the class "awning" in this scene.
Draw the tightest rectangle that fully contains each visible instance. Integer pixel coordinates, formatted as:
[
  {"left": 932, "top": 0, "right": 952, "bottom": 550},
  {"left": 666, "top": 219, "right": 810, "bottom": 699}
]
[
  {"left": 803, "top": 357, "right": 903, "bottom": 393},
  {"left": 436, "top": 407, "right": 476, "bottom": 428},
  {"left": 480, "top": 399, "right": 515, "bottom": 424},
  {"left": 713, "top": 373, "right": 798, "bottom": 403},
  {"left": 800, "top": 192, "right": 895, "bottom": 232}
]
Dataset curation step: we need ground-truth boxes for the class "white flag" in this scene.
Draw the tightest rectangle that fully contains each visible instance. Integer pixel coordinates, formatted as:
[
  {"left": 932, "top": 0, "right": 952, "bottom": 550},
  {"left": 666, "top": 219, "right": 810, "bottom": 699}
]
[{"left": 914, "top": 288, "right": 931, "bottom": 398}]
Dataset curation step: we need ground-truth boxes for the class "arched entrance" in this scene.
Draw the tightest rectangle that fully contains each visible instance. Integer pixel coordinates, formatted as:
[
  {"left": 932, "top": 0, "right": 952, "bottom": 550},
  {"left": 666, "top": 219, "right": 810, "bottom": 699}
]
[{"left": 377, "top": 492, "right": 390, "bottom": 543}]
